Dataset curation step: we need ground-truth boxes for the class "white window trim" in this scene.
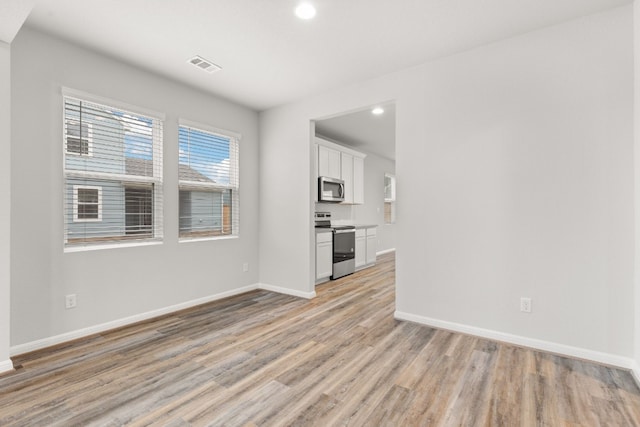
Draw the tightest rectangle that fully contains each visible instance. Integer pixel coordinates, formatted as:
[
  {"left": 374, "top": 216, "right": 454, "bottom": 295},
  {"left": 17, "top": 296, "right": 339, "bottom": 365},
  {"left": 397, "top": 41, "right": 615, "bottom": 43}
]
[
  {"left": 384, "top": 173, "right": 396, "bottom": 225},
  {"left": 384, "top": 173, "right": 396, "bottom": 202},
  {"left": 63, "top": 88, "right": 165, "bottom": 250},
  {"left": 61, "top": 87, "right": 166, "bottom": 121},
  {"left": 179, "top": 235, "right": 239, "bottom": 244},
  {"left": 65, "top": 120, "right": 94, "bottom": 157},
  {"left": 73, "top": 185, "right": 102, "bottom": 222},
  {"left": 178, "top": 118, "right": 241, "bottom": 141},
  {"left": 65, "top": 240, "right": 163, "bottom": 253}
]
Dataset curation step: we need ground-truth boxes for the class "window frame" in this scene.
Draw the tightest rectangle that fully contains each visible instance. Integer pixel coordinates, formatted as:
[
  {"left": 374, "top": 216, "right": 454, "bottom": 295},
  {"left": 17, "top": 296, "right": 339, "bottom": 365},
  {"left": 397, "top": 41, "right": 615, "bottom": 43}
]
[
  {"left": 178, "top": 119, "right": 241, "bottom": 242},
  {"left": 73, "top": 185, "right": 102, "bottom": 222},
  {"left": 384, "top": 173, "right": 396, "bottom": 225},
  {"left": 62, "top": 88, "right": 165, "bottom": 251}
]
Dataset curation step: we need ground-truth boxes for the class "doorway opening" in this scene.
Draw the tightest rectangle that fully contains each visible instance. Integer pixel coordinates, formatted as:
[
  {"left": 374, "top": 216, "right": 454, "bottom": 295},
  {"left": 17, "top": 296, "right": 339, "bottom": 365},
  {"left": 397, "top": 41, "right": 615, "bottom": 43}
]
[{"left": 311, "top": 102, "right": 397, "bottom": 290}]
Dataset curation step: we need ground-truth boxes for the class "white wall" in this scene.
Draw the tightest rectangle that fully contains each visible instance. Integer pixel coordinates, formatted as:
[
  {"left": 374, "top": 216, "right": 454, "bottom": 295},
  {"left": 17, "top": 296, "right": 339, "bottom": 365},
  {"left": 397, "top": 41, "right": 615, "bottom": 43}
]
[
  {"left": 354, "top": 152, "right": 396, "bottom": 253},
  {"left": 633, "top": 0, "right": 640, "bottom": 381},
  {"left": 258, "top": 104, "right": 315, "bottom": 295},
  {"left": 10, "top": 28, "right": 260, "bottom": 349},
  {"left": 260, "top": 5, "right": 635, "bottom": 363},
  {"left": 0, "top": 41, "right": 12, "bottom": 372},
  {"left": 399, "top": 5, "right": 633, "bottom": 360}
]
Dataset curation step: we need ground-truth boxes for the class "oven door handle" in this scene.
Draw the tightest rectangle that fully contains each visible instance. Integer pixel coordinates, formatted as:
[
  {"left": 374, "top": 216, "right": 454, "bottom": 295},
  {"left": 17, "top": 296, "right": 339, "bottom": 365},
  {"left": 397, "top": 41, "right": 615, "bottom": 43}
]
[{"left": 334, "top": 229, "right": 355, "bottom": 234}]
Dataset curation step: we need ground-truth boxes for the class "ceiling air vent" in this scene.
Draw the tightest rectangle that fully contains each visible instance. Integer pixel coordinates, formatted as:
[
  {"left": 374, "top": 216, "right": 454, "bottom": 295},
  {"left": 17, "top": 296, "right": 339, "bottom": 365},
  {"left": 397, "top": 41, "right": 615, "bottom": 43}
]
[{"left": 188, "top": 55, "right": 222, "bottom": 73}]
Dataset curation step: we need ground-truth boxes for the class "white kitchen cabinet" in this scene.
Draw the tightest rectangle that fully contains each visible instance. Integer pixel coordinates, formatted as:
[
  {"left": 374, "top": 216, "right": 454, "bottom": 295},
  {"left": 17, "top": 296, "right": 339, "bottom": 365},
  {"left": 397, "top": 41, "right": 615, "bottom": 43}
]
[
  {"left": 316, "top": 231, "right": 333, "bottom": 280},
  {"left": 340, "top": 152, "right": 365, "bottom": 205},
  {"left": 355, "top": 228, "right": 366, "bottom": 269},
  {"left": 341, "top": 152, "right": 353, "bottom": 204},
  {"left": 353, "top": 156, "right": 364, "bottom": 204},
  {"left": 366, "top": 227, "right": 377, "bottom": 265},
  {"left": 316, "top": 137, "right": 366, "bottom": 205},
  {"left": 355, "top": 226, "right": 377, "bottom": 270},
  {"left": 318, "top": 145, "right": 341, "bottom": 180}
]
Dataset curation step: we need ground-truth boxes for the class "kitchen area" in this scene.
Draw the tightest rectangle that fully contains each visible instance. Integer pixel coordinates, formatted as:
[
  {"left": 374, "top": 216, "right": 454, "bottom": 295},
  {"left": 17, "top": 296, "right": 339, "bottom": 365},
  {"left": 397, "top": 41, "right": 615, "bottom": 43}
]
[
  {"left": 315, "top": 210, "right": 377, "bottom": 282},
  {"left": 313, "top": 105, "right": 396, "bottom": 284}
]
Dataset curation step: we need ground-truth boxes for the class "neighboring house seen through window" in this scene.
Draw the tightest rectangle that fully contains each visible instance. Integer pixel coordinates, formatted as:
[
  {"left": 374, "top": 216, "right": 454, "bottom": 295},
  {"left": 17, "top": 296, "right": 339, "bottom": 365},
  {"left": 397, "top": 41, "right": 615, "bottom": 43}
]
[
  {"left": 66, "top": 120, "right": 92, "bottom": 156},
  {"left": 125, "top": 186, "right": 153, "bottom": 236},
  {"left": 63, "top": 91, "right": 164, "bottom": 248},
  {"left": 178, "top": 121, "right": 240, "bottom": 239},
  {"left": 73, "top": 185, "right": 102, "bottom": 221}
]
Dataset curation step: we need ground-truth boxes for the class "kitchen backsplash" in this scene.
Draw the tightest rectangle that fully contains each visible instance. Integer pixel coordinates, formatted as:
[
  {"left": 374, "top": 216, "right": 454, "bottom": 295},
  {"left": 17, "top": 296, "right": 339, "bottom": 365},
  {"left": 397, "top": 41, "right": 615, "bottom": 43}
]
[{"left": 315, "top": 203, "right": 354, "bottom": 225}]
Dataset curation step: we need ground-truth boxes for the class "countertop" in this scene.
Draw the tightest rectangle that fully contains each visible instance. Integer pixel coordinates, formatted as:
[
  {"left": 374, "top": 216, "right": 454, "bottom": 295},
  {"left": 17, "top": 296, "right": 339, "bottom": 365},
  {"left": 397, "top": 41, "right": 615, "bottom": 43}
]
[{"left": 315, "top": 224, "right": 377, "bottom": 233}]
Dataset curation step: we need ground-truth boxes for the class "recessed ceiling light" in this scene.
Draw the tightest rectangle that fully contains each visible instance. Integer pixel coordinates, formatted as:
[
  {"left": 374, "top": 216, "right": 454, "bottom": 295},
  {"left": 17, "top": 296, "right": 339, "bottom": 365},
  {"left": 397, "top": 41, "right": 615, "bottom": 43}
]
[
  {"left": 295, "top": 3, "right": 316, "bottom": 20},
  {"left": 372, "top": 107, "right": 384, "bottom": 115}
]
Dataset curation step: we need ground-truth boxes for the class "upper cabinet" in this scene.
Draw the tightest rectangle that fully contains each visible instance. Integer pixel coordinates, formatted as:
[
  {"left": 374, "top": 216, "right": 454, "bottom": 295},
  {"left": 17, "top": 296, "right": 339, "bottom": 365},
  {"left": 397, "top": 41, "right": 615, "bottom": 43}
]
[
  {"left": 316, "top": 137, "right": 366, "bottom": 205},
  {"left": 353, "top": 156, "right": 364, "bottom": 205},
  {"left": 318, "top": 145, "right": 341, "bottom": 179},
  {"left": 341, "top": 152, "right": 353, "bottom": 204}
]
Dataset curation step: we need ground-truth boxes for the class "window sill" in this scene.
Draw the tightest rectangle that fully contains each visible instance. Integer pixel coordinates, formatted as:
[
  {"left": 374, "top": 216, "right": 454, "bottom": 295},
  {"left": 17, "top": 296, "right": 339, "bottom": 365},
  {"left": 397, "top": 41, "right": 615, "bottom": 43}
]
[
  {"left": 64, "top": 240, "right": 163, "bottom": 253},
  {"left": 179, "top": 235, "right": 238, "bottom": 244}
]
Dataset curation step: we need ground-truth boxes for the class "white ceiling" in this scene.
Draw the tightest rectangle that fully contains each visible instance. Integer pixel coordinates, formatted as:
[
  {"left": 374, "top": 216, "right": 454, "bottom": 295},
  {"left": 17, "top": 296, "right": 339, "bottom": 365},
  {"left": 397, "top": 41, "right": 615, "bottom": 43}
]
[
  {"left": 316, "top": 103, "right": 396, "bottom": 161},
  {"left": 0, "top": 0, "right": 35, "bottom": 43},
  {"left": 23, "top": 0, "right": 631, "bottom": 113}
]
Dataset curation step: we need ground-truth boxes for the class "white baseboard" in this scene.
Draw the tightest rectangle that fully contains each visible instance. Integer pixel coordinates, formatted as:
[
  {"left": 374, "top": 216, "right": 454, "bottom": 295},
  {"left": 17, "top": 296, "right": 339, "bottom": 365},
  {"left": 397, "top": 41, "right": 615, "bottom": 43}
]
[
  {"left": 377, "top": 248, "right": 395, "bottom": 256},
  {"left": 394, "top": 311, "right": 635, "bottom": 370},
  {"left": 631, "top": 361, "right": 640, "bottom": 388},
  {"left": 0, "top": 359, "right": 13, "bottom": 374},
  {"left": 10, "top": 284, "right": 259, "bottom": 356},
  {"left": 11, "top": 282, "right": 317, "bottom": 357},
  {"left": 259, "top": 283, "right": 316, "bottom": 299}
]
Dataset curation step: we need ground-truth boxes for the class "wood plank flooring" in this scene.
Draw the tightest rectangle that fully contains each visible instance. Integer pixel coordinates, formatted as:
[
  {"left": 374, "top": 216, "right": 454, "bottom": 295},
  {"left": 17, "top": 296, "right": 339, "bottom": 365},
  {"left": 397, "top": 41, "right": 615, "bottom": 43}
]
[{"left": 1, "top": 253, "right": 639, "bottom": 426}]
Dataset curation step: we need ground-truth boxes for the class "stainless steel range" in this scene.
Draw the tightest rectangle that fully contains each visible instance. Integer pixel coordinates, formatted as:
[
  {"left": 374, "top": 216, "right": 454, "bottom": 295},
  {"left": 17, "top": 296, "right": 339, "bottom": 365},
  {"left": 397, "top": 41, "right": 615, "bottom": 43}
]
[{"left": 315, "top": 212, "right": 356, "bottom": 279}]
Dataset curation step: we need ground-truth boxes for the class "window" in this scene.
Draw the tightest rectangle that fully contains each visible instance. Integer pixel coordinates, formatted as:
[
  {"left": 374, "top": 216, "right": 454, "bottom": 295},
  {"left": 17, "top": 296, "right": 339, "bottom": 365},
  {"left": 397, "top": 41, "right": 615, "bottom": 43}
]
[
  {"left": 63, "top": 91, "right": 163, "bottom": 248},
  {"left": 66, "top": 120, "right": 92, "bottom": 155},
  {"left": 73, "top": 186, "right": 102, "bottom": 221},
  {"left": 178, "top": 121, "right": 240, "bottom": 239},
  {"left": 384, "top": 173, "right": 396, "bottom": 224}
]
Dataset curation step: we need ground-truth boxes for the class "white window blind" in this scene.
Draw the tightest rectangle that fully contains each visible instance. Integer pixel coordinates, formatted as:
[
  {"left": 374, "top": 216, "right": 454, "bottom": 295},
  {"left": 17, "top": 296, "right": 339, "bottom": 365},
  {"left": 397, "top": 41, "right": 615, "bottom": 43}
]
[
  {"left": 178, "top": 121, "right": 239, "bottom": 239},
  {"left": 63, "top": 94, "right": 163, "bottom": 247}
]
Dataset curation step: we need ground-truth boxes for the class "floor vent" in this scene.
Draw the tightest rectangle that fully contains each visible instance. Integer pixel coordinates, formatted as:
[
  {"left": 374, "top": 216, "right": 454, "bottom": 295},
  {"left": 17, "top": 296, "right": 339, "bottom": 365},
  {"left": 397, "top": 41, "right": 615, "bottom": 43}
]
[{"left": 188, "top": 56, "right": 222, "bottom": 73}]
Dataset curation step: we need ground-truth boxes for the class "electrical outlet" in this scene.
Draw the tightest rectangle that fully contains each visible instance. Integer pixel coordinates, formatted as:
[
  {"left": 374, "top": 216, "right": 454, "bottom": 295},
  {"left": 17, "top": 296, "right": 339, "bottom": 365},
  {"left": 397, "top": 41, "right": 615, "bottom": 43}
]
[
  {"left": 65, "top": 294, "right": 77, "bottom": 309},
  {"left": 520, "top": 297, "right": 531, "bottom": 313},
  {"left": 243, "top": 262, "right": 249, "bottom": 272}
]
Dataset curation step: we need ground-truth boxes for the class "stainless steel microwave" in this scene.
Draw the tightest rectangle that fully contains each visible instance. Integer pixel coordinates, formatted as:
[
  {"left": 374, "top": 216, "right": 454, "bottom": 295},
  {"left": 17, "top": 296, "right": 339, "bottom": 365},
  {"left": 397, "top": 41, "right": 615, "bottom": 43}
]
[{"left": 318, "top": 176, "right": 345, "bottom": 203}]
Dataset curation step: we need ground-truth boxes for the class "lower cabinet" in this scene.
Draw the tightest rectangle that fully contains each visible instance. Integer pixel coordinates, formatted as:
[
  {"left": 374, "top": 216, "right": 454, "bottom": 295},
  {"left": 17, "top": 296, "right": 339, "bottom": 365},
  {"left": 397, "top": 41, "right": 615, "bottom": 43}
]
[
  {"left": 316, "top": 231, "right": 333, "bottom": 280},
  {"left": 318, "top": 227, "right": 377, "bottom": 279},
  {"left": 366, "top": 227, "right": 377, "bottom": 265},
  {"left": 355, "top": 226, "right": 377, "bottom": 270},
  {"left": 355, "top": 229, "right": 366, "bottom": 269}
]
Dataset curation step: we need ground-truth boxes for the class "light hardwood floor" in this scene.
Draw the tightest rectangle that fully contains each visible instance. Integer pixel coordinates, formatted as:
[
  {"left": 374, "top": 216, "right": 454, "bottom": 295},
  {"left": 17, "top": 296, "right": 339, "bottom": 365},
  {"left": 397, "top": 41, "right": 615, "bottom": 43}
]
[{"left": 1, "top": 253, "right": 639, "bottom": 426}]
